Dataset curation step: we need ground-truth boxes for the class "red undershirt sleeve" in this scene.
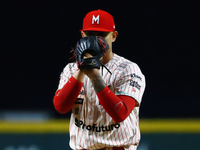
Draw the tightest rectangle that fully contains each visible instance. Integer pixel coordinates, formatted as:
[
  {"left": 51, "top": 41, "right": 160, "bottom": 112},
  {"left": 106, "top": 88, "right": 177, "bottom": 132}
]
[
  {"left": 53, "top": 76, "right": 83, "bottom": 114},
  {"left": 96, "top": 86, "right": 136, "bottom": 123},
  {"left": 53, "top": 77, "right": 136, "bottom": 121}
]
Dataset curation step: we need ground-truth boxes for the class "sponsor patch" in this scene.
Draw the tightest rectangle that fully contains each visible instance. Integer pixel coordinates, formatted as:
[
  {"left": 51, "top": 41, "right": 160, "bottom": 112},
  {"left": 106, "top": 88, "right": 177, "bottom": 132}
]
[
  {"left": 130, "top": 80, "right": 141, "bottom": 90},
  {"left": 130, "top": 73, "right": 142, "bottom": 81},
  {"left": 75, "top": 118, "right": 120, "bottom": 132}
]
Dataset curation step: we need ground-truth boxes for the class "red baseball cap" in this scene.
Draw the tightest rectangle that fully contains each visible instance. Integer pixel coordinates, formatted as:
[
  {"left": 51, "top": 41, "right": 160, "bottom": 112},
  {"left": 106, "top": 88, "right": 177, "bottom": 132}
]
[{"left": 80, "top": 9, "right": 115, "bottom": 32}]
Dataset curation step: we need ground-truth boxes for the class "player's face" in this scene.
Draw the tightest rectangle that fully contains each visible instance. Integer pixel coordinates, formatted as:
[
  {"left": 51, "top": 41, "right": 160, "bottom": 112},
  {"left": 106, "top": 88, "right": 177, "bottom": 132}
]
[{"left": 103, "top": 31, "right": 118, "bottom": 50}]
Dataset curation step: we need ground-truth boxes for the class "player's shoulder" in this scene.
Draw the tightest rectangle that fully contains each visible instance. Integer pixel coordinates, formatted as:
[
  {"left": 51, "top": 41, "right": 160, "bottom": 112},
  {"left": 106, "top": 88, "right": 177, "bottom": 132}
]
[
  {"left": 112, "top": 54, "right": 140, "bottom": 71},
  {"left": 112, "top": 54, "right": 145, "bottom": 81}
]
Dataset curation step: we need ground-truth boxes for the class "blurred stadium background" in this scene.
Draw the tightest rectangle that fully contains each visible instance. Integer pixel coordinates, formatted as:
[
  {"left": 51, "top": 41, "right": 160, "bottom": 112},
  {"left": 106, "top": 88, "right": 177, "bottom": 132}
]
[{"left": 1, "top": 1, "right": 199, "bottom": 150}]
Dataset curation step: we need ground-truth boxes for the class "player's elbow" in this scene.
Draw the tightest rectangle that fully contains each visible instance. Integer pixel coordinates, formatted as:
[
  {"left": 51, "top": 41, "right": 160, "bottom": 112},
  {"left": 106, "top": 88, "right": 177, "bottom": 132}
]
[
  {"left": 113, "top": 116, "right": 127, "bottom": 123},
  {"left": 112, "top": 110, "right": 131, "bottom": 123},
  {"left": 53, "top": 96, "right": 68, "bottom": 114},
  {"left": 53, "top": 104, "right": 68, "bottom": 114}
]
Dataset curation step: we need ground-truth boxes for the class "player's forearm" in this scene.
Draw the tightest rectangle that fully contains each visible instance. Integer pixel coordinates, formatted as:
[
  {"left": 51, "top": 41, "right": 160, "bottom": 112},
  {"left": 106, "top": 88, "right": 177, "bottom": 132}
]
[
  {"left": 97, "top": 87, "right": 136, "bottom": 123},
  {"left": 84, "top": 69, "right": 106, "bottom": 93},
  {"left": 53, "top": 76, "right": 83, "bottom": 114},
  {"left": 90, "top": 74, "right": 106, "bottom": 93}
]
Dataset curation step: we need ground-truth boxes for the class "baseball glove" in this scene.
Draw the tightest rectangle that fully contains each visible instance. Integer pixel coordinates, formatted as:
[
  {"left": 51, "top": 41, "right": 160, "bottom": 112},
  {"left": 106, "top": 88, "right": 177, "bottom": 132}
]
[{"left": 72, "top": 36, "right": 109, "bottom": 70}]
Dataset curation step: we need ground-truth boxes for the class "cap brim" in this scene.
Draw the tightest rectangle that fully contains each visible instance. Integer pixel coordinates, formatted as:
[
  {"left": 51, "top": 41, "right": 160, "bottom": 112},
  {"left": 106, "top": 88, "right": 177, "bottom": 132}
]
[{"left": 80, "top": 27, "right": 114, "bottom": 32}]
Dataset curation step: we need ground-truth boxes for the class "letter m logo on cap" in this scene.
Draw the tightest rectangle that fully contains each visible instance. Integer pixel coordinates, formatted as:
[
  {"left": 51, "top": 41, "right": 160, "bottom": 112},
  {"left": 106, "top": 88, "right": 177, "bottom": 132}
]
[{"left": 92, "top": 15, "right": 100, "bottom": 24}]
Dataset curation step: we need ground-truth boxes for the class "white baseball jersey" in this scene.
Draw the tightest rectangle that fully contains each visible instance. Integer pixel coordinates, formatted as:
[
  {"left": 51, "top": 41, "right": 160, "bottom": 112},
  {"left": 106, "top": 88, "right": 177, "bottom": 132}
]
[{"left": 57, "top": 54, "right": 146, "bottom": 150}]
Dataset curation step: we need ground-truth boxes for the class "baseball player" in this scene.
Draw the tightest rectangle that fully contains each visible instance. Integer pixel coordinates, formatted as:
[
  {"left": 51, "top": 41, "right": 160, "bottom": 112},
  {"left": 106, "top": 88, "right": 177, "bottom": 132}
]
[{"left": 53, "top": 9, "right": 146, "bottom": 150}]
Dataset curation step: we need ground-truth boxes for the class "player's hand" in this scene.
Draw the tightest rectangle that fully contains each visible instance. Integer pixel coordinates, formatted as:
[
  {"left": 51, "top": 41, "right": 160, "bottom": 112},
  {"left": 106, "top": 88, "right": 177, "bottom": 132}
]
[
  {"left": 72, "top": 36, "right": 109, "bottom": 70},
  {"left": 73, "top": 53, "right": 99, "bottom": 82},
  {"left": 81, "top": 52, "right": 100, "bottom": 79}
]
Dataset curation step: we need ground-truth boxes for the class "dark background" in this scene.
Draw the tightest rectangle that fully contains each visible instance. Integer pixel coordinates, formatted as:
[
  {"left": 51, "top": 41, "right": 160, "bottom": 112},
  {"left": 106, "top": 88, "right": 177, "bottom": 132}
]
[{"left": 1, "top": 1, "right": 199, "bottom": 119}]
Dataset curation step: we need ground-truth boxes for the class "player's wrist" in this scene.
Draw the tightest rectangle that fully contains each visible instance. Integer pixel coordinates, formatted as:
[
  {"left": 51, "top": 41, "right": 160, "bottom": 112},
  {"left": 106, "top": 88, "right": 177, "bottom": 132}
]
[
  {"left": 90, "top": 75, "right": 106, "bottom": 93},
  {"left": 81, "top": 68, "right": 99, "bottom": 78},
  {"left": 73, "top": 70, "right": 85, "bottom": 83}
]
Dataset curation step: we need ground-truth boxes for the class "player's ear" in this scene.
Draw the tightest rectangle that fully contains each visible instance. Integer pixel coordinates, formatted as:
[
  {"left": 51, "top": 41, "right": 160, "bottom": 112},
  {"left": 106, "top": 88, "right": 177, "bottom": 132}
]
[
  {"left": 112, "top": 31, "right": 118, "bottom": 42},
  {"left": 81, "top": 31, "right": 87, "bottom": 37}
]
